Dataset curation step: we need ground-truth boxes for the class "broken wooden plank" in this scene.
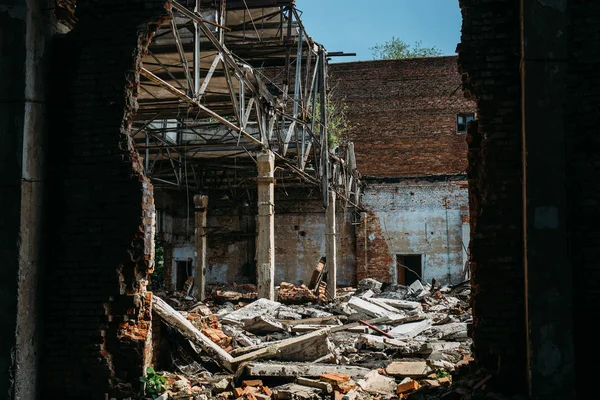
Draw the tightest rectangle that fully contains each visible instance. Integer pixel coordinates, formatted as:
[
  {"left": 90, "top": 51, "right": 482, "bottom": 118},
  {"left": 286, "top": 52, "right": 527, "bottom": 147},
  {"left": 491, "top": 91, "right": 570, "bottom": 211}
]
[
  {"left": 241, "top": 362, "right": 370, "bottom": 379},
  {"left": 153, "top": 295, "right": 233, "bottom": 371}
]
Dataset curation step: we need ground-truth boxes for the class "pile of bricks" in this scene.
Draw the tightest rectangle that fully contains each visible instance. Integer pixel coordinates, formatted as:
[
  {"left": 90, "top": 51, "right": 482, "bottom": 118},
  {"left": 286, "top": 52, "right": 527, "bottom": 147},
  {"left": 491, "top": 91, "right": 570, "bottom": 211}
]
[
  {"left": 232, "top": 379, "right": 272, "bottom": 400},
  {"left": 184, "top": 312, "right": 232, "bottom": 350},
  {"left": 320, "top": 372, "right": 357, "bottom": 397},
  {"left": 277, "top": 282, "right": 326, "bottom": 304}
]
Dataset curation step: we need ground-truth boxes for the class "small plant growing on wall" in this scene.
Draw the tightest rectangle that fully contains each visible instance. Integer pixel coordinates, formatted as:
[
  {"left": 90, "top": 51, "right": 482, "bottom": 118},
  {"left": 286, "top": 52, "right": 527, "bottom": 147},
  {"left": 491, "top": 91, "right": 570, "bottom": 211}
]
[
  {"left": 312, "top": 95, "right": 353, "bottom": 151},
  {"left": 139, "top": 366, "right": 167, "bottom": 399}
]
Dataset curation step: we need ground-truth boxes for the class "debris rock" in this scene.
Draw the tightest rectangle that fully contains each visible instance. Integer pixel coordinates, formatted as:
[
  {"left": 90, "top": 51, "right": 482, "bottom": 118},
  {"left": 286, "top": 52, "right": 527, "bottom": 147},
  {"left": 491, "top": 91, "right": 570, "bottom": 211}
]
[
  {"left": 385, "top": 361, "right": 430, "bottom": 378},
  {"left": 356, "top": 370, "right": 397, "bottom": 395}
]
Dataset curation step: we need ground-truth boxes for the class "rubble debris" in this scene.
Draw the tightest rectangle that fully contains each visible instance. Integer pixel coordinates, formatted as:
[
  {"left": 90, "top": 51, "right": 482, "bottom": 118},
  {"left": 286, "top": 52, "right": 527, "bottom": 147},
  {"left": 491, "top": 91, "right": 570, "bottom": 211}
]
[
  {"left": 278, "top": 282, "right": 327, "bottom": 303},
  {"left": 152, "top": 295, "right": 234, "bottom": 371},
  {"left": 397, "top": 379, "right": 420, "bottom": 395},
  {"left": 357, "top": 370, "right": 397, "bottom": 395},
  {"left": 388, "top": 319, "right": 433, "bottom": 339},
  {"left": 320, "top": 372, "right": 356, "bottom": 393},
  {"left": 240, "top": 362, "right": 371, "bottom": 379},
  {"left": 296, "top": 377, "right": 333, "bottom": 394},
  {"left": 348, "top": 296, "right": 402, "bottom": 319},
  {"left": 243, "top": 315, "right": 287, "bottom": 334},
  {"left": 231, "top": 328, "right": 332, "bottom": 365},
  {"left": 149, "top": 276, "right": 475, "bottom": 400},
  {"left": 385, "top": 361, "right": 430, "bottom": 378}
]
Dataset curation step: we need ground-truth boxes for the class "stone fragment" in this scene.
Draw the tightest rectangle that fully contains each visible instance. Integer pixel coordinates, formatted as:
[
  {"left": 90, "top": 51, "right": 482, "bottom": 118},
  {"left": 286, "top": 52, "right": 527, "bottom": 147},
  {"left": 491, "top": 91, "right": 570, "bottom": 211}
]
[
  {"left": 388, "top": 319, "right": 432, "bottom": 339},
  {"left": 385, "top": 361, "right": 429, "bottom": 377},
  {"left": 356, "top": 370, "right": 397, "bottom": 395}
]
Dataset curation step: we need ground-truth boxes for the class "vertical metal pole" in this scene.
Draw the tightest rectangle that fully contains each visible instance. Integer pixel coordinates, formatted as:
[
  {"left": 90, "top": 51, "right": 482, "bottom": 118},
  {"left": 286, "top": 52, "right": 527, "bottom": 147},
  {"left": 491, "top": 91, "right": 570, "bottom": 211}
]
[
  {"left": 194, "top": 0, "right": 201, "bottom": 97},
  {"left": 219, "top": 0, "right": 226, "bottom": 44},
  {"left": 145, "top": 133, "right": 150, "bottom": 173},
  {"left": 319, "top": 48, "right": 329, "bottom": 207},
  {"left": 293, "top": 23, "right": 304, "bottom": 168}
]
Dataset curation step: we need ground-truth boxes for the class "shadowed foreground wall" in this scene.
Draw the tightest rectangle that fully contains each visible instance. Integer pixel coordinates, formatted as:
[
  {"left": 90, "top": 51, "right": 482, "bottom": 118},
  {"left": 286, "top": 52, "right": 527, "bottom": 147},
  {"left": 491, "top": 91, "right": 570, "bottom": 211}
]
[{"left": 44, "top": 1, "right": 167, "bottom": 398}]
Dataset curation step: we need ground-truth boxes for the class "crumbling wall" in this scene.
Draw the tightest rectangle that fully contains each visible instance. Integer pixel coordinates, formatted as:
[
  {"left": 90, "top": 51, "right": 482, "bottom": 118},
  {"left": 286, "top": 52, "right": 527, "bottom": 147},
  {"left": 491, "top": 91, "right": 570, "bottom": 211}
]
[
  {"left": 155, "top": 189, "right": 357, "bottom": 288},
  {"left": 275, "top": 199, "right": 356, "bottom": 287},
  {"left": 357, "top": 181, "right": 469, "bottom": 285},
  {"left": 45, "top": 0, "right": 168, "bottom": 397},
  {"left": 458, "top": 0, "right": 526, "bottom": 392}
]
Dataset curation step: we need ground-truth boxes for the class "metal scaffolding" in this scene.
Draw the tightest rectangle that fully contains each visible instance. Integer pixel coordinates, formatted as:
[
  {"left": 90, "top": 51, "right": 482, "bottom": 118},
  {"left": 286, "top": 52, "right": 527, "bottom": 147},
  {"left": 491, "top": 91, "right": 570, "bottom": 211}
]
[{"left": 133, "top": 0, "right": 361, "bottom": 207}]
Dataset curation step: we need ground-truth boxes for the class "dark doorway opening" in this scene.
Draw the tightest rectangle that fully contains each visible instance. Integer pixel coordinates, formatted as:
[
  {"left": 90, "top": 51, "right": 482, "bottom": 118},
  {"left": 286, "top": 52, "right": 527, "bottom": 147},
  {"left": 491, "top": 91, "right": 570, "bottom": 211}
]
[
  {"left": 396, "top": 254, "right": 422, "bottom": 286},
  {"left": 175, "top": 259, "right": 192, "bottom": 290}
]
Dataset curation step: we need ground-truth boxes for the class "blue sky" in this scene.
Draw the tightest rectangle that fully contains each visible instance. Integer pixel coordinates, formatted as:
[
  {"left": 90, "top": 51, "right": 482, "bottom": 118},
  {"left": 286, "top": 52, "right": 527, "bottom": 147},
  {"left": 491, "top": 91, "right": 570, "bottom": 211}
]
[{"left": 297, "top": 0, "right": 462, "bottom": 62}]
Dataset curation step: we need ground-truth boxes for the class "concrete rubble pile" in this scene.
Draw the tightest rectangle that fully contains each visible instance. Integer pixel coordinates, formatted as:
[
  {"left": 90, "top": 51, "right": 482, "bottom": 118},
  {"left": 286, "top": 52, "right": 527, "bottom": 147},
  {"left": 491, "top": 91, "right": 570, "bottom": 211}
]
[{"left": 148, "top": 278, "right": 475, "bottom": 400}]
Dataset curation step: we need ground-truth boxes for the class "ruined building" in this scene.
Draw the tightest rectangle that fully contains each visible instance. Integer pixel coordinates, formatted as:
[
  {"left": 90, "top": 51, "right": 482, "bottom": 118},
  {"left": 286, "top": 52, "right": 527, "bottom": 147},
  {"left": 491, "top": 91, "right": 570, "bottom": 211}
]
[
  {"left": 330, "top": 57, "right": 476, "bottom": 285},
  {"left": 1, "top": 0, "right": 598, "bottom": 399}
]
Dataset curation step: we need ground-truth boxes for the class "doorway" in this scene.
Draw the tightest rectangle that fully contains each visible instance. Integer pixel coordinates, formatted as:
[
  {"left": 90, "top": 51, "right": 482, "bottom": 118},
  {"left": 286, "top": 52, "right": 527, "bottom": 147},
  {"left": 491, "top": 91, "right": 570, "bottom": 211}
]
[
  {"left": 175, "top": 259, "right": 192, "bottom": 290},
  {"left": 396, "top": 254, "right": 422, "bottom": 286}
]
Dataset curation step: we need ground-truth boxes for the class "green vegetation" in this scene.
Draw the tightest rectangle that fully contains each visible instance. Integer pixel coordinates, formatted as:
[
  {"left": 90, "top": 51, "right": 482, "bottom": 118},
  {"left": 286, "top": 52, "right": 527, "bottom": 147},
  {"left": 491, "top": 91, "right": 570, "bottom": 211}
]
[
  {"left": 371, "top": 37, "right": 442, "bottom": 60},
  {"left": 313, "top": 96, "right": 353, "bottom": 150},
  {"left": 139, "top": 366, "right": 167, "bottom": 399},
  {"left": 436, "top": 368, "right": 450, "bottom": 379}
]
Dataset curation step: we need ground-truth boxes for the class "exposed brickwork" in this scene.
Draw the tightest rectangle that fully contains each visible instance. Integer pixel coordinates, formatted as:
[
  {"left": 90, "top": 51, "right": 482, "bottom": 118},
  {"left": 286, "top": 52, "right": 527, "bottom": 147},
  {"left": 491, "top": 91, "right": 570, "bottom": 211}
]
[
  {"left": 329, "top": 57, "right": 476, "bottom": 178},
  {"left": 567, "top": 1, "right": 600, "bottom": 387},
  {"left": 458, "top": 0, "right": 526, "bottom": 393},
  {"left": 45, "top": 0, "right": 168, "bottom": 398}
]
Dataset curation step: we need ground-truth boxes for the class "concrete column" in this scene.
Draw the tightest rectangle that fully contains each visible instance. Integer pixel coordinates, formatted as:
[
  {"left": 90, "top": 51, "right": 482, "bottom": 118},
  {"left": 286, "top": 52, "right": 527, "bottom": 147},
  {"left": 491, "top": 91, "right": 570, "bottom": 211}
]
[
  {"left": 521, "top": 1, "right": 574, "bottom": 399},
  {"left": 325, "top": 190, "right": 337, "bottom": 298},
  {"left": 193, "top": 195, "right": 208, "bottom": 301},
  {"left": 0, "top": 1, "right": 49, "bottom": 398},
  {"left": 256, "top": 151, "right": 275, "bottom": 300}
]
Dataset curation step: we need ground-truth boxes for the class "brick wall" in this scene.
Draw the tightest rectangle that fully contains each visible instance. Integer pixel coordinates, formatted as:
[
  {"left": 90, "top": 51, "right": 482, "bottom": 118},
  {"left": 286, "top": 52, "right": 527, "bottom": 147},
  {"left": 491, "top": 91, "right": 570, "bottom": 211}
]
[
  {"left": 329, "top": 57, "right": 476, "bottom": 178},
  {"left": 45, "top": 1, "right": 168, "bottom": 398},
  {"left": 458, "top": 0, "right": 526, "bottom": 392}
]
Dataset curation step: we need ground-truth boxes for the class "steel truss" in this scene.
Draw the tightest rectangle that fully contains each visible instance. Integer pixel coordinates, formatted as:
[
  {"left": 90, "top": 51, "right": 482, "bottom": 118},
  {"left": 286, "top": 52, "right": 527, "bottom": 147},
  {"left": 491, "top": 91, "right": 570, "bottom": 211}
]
[{"left": 133, "top": 0, "right": 361, "bottom": 208}]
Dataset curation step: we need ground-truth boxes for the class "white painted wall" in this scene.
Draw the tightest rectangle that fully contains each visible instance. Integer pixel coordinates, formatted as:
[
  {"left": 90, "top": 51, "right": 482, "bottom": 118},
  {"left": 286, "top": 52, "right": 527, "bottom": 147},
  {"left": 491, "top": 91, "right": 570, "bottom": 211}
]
[{"left": 362, "top": 181, "right": 469, "bottom": 285}]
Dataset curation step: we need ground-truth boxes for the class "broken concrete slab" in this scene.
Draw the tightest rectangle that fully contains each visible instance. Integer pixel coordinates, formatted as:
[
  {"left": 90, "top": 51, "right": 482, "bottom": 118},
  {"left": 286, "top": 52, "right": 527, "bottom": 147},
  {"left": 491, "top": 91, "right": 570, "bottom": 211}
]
[
  {"left": 243, "top": 315, "right": 287, "bottom": 334},
  {"left": 357, "top": 370, "right": 397, "bottom": 395},
  {"left": 388, "top": 319, "right": 432, "bottom": 339},
  {"left": 221, "top": 298, "right": 282, "bottom": 325},
  {"left": 272, "top": 383, "right": 322, "bottom": 399},
  {"left": 357, "top": 334, "right": 408, "bottom": 350},
  {"left": 369, "top": 297, "right": 422, "bottom": 311},
  {"left": 428, "top": 322, "right": 468, "bottom": 340},
  {"left": 230, "top": 328, "right": 331, "bottom": 365},
  {"left": 385, "top": 360, "right": 430, "bottom": 378},
  {"left": 348, "top": 296, "right": 402, "bottom": 319},
  {"left": 241, "top": 362, "right": 371, "bottom": 379}
]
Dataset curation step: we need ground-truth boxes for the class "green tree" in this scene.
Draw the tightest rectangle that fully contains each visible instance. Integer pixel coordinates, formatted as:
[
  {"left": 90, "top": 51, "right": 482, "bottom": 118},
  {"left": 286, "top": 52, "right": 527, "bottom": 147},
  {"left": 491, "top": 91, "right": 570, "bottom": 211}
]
[{"left": 370, "top": 37, "right": 442, "bottom": 60}]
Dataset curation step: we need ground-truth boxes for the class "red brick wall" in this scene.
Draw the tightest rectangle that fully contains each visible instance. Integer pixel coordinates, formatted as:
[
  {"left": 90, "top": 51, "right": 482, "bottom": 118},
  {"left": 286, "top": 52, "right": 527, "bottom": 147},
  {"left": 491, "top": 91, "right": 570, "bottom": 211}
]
[
  {"left": 329, "top": 57, "right": 476, "bottom": 178},
  {"left": 45, "top": 1, "right": 168, "bottom": 398}
]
